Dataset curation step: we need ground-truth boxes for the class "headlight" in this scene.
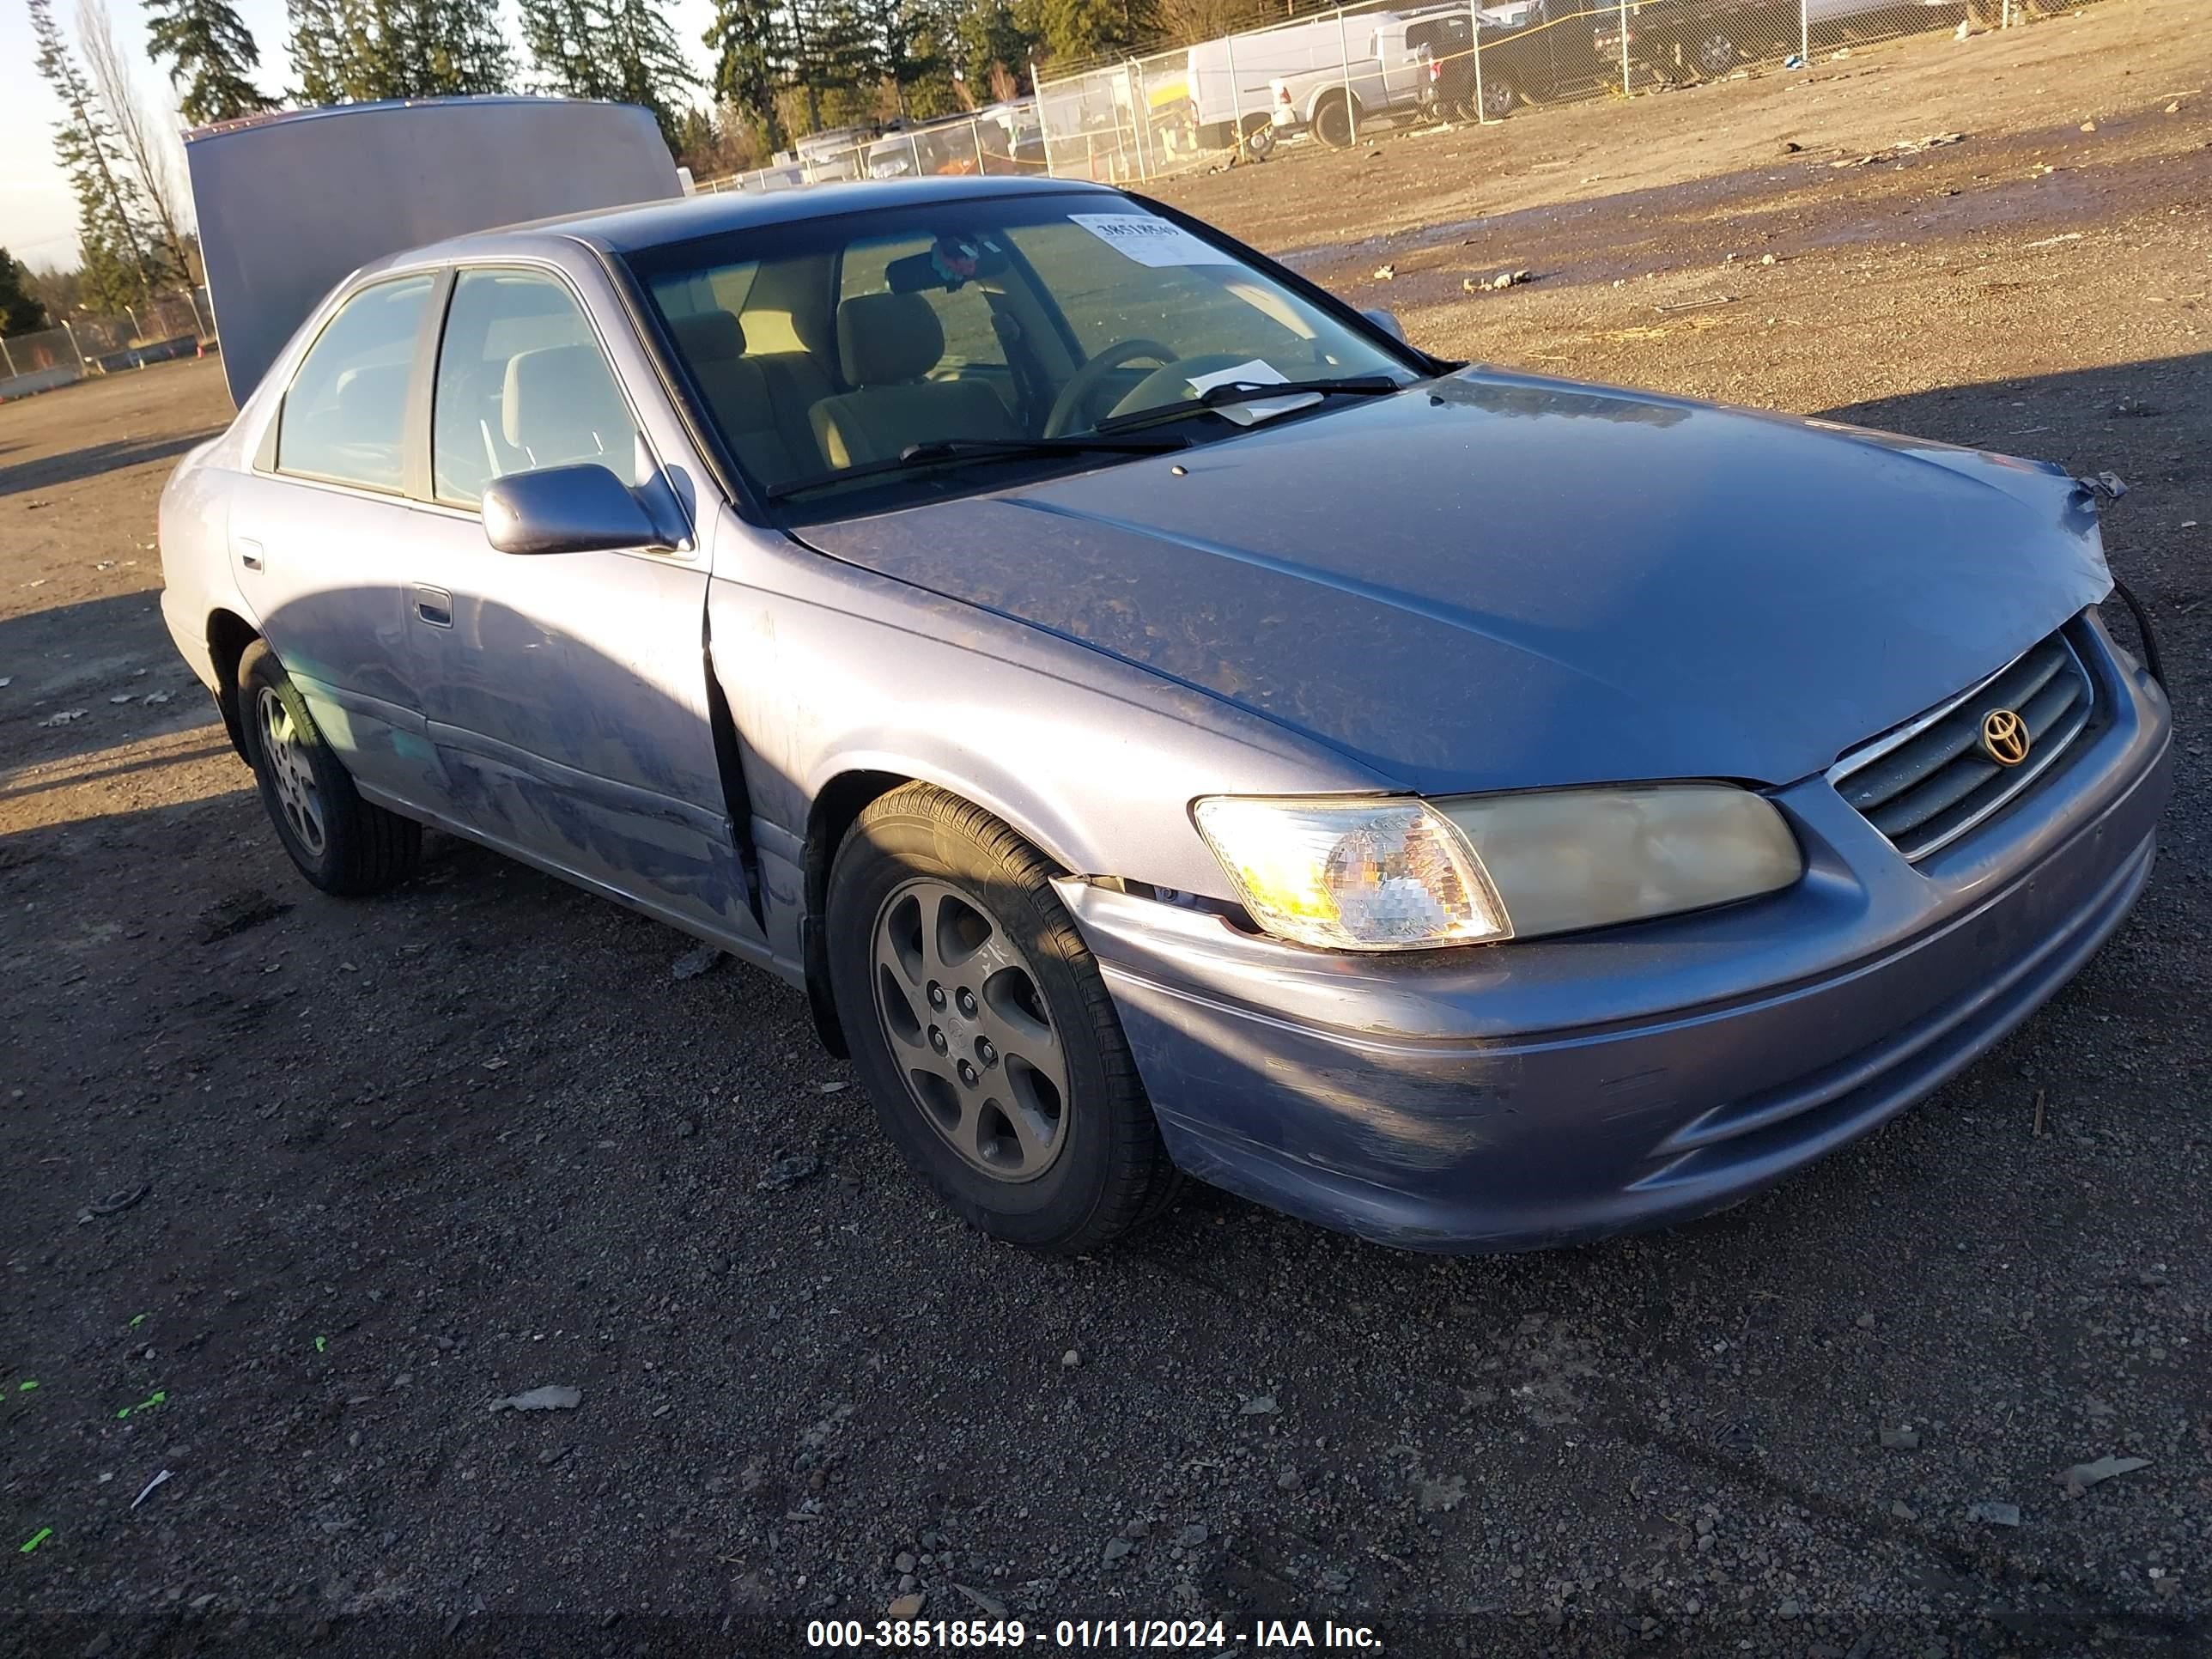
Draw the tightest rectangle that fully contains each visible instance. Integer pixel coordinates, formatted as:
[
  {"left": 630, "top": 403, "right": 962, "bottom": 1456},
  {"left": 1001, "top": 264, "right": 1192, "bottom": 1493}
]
[
  {"left": 1191, "top": 796, "right": 1510, "bottom": 951},
  {"left": 1193, "top": 785, "right": 1802, "bottom": 951},
  {"left": 1435, "top": 783, "right": 1801, "bottom": 940}
]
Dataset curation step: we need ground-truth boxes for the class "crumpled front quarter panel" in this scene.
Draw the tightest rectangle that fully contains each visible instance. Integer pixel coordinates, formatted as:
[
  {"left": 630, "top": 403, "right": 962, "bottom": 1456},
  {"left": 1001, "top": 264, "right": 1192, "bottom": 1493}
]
[{"left": 703, "top": 509, "right": 1387, "bottom": 915}]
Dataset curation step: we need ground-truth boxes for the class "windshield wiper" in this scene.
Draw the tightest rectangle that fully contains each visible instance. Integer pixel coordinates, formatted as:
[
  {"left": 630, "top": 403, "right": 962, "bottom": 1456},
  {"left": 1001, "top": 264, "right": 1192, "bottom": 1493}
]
[
  {"left": 764, "top": 433, "right": 1188, "bottom": 501},
  {"left": 1093, "top": 374, "right": 1405, "bottom": 435}
]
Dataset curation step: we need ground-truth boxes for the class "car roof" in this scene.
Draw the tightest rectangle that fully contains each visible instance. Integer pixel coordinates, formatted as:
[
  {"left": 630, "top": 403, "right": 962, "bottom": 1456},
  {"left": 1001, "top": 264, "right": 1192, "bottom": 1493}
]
[{"left": 377, "top": 175, "right": 1126, "bottom": 270}]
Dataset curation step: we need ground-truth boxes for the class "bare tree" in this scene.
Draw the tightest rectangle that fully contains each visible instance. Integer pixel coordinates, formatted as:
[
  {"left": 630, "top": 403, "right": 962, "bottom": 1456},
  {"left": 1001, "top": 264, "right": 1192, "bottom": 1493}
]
[{"left": 76, "top": 0, "right": 199, "bottom": 285}]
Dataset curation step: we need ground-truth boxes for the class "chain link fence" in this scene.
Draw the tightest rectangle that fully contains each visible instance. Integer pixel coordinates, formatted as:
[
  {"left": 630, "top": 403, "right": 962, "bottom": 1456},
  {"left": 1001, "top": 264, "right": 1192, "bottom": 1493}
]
[
  {"left": 1033, "top": 0, "right": 2093, "bottom": 182},
  {"left": 1, "top": 287, "right": 213, "bottom": 402},
  {"left": 697, "top": 106, "right": 1051, "bottom": 197}
]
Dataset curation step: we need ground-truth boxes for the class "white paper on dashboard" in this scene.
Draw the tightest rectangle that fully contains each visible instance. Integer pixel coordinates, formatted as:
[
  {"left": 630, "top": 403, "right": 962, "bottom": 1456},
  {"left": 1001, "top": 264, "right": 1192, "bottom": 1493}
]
[
  {"left": 1068, "top": 212, "right": 1243, "bottom": 269},
  {"left": 1182, "top": 358, "right": 1323, "bottom": 426}
]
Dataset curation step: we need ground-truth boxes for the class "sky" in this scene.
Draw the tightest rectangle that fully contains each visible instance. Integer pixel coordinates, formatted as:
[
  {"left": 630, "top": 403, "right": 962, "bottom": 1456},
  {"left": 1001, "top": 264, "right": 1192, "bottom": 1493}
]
[{"left": 0, "top": 0, "right": 726, "bottom": 271}]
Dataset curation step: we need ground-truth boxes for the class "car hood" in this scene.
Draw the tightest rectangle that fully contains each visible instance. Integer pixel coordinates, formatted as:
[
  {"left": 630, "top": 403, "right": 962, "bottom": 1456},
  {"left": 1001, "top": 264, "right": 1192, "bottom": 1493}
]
[{"left": 795, "top": 368, "right": 2112, "bottom": 794}]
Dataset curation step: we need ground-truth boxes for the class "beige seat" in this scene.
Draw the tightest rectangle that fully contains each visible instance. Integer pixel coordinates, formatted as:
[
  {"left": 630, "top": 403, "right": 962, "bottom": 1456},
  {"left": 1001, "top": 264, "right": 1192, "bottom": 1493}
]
[
  {"left": 668, "top": 311, "right": 813, "bottom": 489},
  {"left": 810, "top": 292, "right": 1018, "bottom": 470},
  {"left": 501, "top": 343, "right": 635, "bottom": 473}
]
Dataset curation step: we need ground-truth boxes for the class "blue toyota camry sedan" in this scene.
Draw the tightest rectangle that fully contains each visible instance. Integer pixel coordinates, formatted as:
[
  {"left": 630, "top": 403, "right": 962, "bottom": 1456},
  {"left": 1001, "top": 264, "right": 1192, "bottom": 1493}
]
[{"left": 159, "top": 175, "right": 2172, "bottom": 1253}]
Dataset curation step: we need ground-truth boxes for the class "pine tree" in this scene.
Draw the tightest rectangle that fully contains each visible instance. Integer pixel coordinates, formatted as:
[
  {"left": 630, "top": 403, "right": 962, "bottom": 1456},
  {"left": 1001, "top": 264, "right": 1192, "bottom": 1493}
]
[
  {"left": 287, "top": 0, "right": 511, "bottom": 104},
  {"left": 841, "top": 0, "right": 940, "bottom": 116},
  {"left": 603, "top": 0, "right": 698, "bottom": 144},
  {"left": 145, "top": 0, "right": 276, "bottom": 125},
  {"left": 28, "top": 0, "right": 173, "bottom": 308},
  {"left": 286, "top": 0, "right": 342, "bottom": 100},
  {"left": 703, "top": 0, "right": 786, "bottom": 151},
  {"left": 399, "top": 0, "right": 515, "bottom": 95},
  {"left": 952, "top": 0, "right": 1033, "bottom": 94},
  {"left": 0, "top": 248, "right": 53, "bottom": 337},
  {"left": 1036, "top": 0, "right": 1148, "bottom": 62},
  {"left": 526, "top": 0, "right": 694, "bottom": 145},
  {"left": 522, "top": 0, "right": 615, "bottom": 100}
]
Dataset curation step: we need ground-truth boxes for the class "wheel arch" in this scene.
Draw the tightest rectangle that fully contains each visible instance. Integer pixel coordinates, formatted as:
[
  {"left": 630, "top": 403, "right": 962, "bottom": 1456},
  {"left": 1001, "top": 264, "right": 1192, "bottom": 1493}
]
[
  {"left": 1307, "top": 83, "right": 1364, "bottom": 128},
  {"left": 798, "top": 764, "right": 1093, "bottom": 1060},
  {"left": 206, "top": 608, "right": 261, "bottom": 759}
]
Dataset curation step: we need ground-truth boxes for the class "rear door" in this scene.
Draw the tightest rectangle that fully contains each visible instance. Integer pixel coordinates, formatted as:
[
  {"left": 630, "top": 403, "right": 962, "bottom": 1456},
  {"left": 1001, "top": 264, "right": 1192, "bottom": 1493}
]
[
  {"left": 403, "top": 264, "right": 763, "bottom": 946},
  {"left": 228, "top": 271, "right": 450, "bottom": 810}
]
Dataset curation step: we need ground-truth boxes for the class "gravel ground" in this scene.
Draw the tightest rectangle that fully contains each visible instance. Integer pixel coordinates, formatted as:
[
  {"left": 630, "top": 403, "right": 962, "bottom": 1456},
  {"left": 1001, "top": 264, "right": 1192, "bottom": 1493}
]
[{"left": 3, "top": 5, "right": 2207, "bottom": 1652}]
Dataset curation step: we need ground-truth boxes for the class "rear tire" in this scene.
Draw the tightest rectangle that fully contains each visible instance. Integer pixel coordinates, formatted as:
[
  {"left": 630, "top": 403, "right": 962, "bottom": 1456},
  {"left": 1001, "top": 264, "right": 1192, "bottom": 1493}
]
[
  {"left": 826, "top": 784, "right": 1177, "bottom": 1254},
  {"left": 237, "top": 639, "right": 421, "bottom": 896},
  {"left": 1477, "top": 73, "right": 1520, "bottom": 118},
  {"left": 1312, "top": 92, "right": 1358, "bottom": 149}
]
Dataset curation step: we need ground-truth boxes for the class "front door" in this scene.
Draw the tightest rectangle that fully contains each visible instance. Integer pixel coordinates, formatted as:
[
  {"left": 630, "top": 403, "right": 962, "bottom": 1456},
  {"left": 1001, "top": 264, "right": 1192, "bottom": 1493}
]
[{"left": 405, "top": 265, "right": 762, "bottom": 947}]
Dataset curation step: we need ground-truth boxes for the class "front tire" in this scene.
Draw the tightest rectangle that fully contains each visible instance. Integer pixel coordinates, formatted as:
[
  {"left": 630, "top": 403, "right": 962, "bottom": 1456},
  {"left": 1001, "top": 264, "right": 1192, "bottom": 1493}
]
[
  {"left": 237, "top": 639, "right": 421, "bottom": 896},
  {"left": 826, "top": 784, "right": 1176, "bottom": 1254}
]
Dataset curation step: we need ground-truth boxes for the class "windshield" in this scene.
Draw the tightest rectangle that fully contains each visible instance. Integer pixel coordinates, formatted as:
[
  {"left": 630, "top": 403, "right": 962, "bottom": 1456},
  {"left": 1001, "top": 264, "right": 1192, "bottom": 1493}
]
[{"left": 623, "top": 191, "right": 1419, "bottom": 520}]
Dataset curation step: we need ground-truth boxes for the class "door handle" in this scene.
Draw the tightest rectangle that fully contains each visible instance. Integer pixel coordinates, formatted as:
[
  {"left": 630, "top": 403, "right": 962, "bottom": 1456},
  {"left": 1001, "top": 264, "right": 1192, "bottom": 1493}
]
[
  {"left": 414, "top": 586, "right": 453, "bottom": 629},
  {"left": 237, "top": 538, "right": 264, "bottom": 572}
]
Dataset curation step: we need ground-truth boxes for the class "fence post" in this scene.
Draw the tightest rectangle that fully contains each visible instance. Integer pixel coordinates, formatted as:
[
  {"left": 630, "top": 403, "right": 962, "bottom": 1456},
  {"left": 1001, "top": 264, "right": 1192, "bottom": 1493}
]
[
  {"left": 0, "top": 336, "right": 14, "bottom": 378},
  {"left": 1225, "top": 30, "right": 1243, "bottom": 158},
  {"left": 1337, "top": 7, "right": 1358, "bottom": 143},
  {"left": 1799, "top": 0, "right": 1809, "bottom": 61},
  {"left": 1469, "top": 0, "right": 1487, "bottom": 123},
  {"left": 908, "top": 132, "right": 923, "bottom": 177},
  {"left": 62, "top": 320, "right": 85, "bottom": 372},
  {"left": 1618, "top": 0, "right": 1632, "bottom": 94},
  {"left": 1035, "top": 59, "right": 1058, "bottom": 178},
  {"left": 1128, "top": 62, "right": 1152, "bottom": 179},
  {"left": 973, "top": 116, "right": 988, "bottom": 174}
]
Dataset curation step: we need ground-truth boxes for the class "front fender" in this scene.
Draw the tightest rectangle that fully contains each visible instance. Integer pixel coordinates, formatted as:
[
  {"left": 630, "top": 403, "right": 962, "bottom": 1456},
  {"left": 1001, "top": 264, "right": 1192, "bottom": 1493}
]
[{"left": 704, "top": 509, "right": 1389, "bottom": 915}]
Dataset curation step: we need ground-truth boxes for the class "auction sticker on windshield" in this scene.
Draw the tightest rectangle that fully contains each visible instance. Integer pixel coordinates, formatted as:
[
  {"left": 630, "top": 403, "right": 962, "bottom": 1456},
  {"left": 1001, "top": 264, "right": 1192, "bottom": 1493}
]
[{"left": 1068, "top": 213, "right": 1241, "bottom": 268}]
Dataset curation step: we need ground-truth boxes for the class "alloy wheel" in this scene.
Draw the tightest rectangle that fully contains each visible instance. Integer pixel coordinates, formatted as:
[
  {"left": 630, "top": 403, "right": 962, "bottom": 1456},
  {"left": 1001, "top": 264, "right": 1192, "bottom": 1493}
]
[
  {"left": 870, "top": 877, "right": 1068, "bottom": 1183},
  {"left": 1696, "top": 33, "right": 1739, "bottom": 75},
  {"left": 256, "top": 685, "right": 326, "bottom": 859}
]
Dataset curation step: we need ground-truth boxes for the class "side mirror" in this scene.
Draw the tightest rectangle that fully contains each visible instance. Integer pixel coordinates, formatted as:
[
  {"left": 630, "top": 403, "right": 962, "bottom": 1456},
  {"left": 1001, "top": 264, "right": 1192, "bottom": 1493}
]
[
  {"left": 481, "top": 464, "right": 663, "bottom": 556},
  {"left": 1363, "top": 307, "right": 1408, "bottom": 344}
]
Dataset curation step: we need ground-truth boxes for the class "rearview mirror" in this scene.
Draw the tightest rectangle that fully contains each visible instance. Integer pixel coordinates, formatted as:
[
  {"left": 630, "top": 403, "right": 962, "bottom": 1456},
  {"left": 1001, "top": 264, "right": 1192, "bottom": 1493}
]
[
  {"left": 481, "top": 464, "right": 662, "bottom": 556},
  {"left": 1363, "top": 307, "right": 1407, "bottom": 344}
]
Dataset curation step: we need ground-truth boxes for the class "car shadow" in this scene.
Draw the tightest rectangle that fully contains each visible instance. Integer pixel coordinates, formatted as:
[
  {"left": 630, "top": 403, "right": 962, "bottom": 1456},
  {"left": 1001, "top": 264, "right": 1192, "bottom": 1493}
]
[
  {"left": 0, "top": 590, "right": 212, "bottom": 772},
  {"left": 0, "top": 428, "right": 221, "bottom": 499}
]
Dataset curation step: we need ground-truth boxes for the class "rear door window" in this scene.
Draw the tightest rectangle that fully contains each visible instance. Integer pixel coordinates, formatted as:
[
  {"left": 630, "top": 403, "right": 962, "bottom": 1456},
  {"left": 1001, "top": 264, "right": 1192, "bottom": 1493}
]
[{"left": 275, "top": 275, "right": 434, "bottom": 493}]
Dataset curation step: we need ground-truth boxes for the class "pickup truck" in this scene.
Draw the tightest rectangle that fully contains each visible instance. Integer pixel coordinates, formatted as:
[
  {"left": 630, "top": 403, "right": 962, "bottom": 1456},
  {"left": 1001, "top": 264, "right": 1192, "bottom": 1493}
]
[
  {"left": 1275, "top": 1, "right": 1621, "bottom": 132},
  {"left": 1265, "top": 15, "right": 1438, "bottom": 147},
  {"left": 1440, "top": 0, "right": 1625, "bottom": 118}
]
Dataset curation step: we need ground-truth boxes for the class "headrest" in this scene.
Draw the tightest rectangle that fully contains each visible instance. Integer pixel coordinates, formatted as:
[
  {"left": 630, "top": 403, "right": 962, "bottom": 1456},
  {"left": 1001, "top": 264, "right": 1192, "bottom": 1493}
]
[
  {"left": 836, "top": 292, "right": 943, "bottom": 386},
  {"left": 502, "top": 343, "right": 625, "bottom": 458},
  {"left": 332, "top": 361, "right": 408, "bottom": 421},
  {"left": 672, "top": 309, "right": 746, "bottom": 364}
]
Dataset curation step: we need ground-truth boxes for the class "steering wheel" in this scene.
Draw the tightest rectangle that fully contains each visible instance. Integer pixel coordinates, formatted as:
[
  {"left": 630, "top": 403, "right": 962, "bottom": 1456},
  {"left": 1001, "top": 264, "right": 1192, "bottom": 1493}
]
[{"left": 1042, "top": 338, "right": 1178, "bottom": 437}]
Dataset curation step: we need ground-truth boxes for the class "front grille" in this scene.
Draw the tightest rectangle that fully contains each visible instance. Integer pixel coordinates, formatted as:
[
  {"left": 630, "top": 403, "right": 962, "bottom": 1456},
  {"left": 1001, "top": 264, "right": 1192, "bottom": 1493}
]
[{"left": 1830, "top": 627, "right": 2094, "bottom": 861}]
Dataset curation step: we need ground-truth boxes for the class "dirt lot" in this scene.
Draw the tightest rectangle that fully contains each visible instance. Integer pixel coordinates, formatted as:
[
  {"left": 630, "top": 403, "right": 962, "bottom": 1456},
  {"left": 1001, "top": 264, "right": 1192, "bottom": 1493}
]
[{"left": 3, "top": 5, "right": 2208, "bottom": 1653}]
